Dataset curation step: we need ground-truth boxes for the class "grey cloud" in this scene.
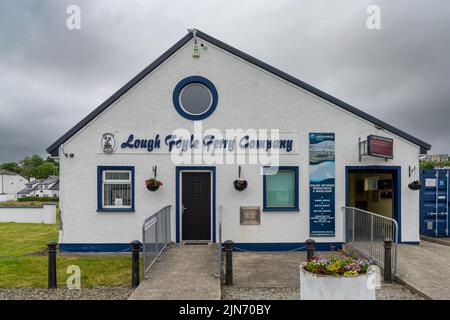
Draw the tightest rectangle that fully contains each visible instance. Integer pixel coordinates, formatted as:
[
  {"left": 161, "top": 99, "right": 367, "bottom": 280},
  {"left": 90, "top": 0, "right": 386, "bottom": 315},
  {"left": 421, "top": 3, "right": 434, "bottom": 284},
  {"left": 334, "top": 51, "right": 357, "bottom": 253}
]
[{"left": 0, "top": 0, "right": 449, "bottom": 162}]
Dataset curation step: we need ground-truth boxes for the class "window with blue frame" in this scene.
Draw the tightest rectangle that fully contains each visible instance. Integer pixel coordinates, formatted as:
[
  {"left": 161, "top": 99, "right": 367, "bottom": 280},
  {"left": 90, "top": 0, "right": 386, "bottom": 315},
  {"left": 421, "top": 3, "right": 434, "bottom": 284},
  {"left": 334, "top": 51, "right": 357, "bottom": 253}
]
[
  {"left": 97, "top": 166, "right": 135, "bottom": 212},
  {"left": 172, "top": 76, "right": 218, "bottom": 121},
  {"left": 263, "top": 166, "right": 299, "bottom": 211}
]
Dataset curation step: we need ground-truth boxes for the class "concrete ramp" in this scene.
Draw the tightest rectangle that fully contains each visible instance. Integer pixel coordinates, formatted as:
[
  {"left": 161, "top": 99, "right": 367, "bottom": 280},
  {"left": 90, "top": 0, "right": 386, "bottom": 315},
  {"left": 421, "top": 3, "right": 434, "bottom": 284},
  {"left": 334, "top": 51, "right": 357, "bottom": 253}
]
[
  {"left": 129, "top": 243, "right": 221, "bottom": 300},
  {"left": 396, "top": 241, "right": 450, "bottom": 300}
]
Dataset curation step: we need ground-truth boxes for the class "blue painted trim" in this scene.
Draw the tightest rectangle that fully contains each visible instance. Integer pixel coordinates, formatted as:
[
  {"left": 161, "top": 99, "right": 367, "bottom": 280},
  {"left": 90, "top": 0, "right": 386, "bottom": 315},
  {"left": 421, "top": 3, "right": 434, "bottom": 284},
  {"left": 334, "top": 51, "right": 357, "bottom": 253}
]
[
  {"left": 401, "top": 241, "right": 420, "bottom": 245},
  {"left": 233, "top": 242, "right": 343, "bottom": 252},
  {"left": 172, "top": 76, "right": 218, "bottom": 121},
  {"left": 175, "top": 166, "right": 216, "bottom": 243},
  {"left": 59, "top": 243, "right": 134, "bottom": 252},
  {"left": 345, "top": 166, "right": 402, "bottom": 242},
  {"left": 97, "top": 166, "right": 135, "bottom": 212},
  {"left": 96, "top": 208, "right": 136, "bottom": 212},
  {"left": 262, "top": 166, "right": 299, "bottom": 212}
]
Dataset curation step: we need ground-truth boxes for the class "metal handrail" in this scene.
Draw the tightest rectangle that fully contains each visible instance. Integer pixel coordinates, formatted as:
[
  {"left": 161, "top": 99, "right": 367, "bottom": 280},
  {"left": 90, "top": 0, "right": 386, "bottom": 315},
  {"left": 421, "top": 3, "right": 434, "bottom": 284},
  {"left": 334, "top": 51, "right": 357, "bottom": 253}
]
[
  {"left": 142, "top": 205, "right": 171, "bottom": 276},
  {"left": 344, "top": 206, "right": 399, "bottom": 240},
  {"left": 342, "top": 206, "right": 398, "bottom": 278}
]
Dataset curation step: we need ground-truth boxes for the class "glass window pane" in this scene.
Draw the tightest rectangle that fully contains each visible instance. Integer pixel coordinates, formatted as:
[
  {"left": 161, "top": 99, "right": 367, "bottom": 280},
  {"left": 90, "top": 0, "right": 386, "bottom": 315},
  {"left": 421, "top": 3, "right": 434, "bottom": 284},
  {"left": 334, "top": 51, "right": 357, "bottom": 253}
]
[
  {"left": 104, "top": 183, "right": 131, "bottom": 207},
  {"left": 266, "top": 170, "right": 295, "bottom": 207},
  {"left": 179, "top": 83, "right": 212, "bottom": 115},
  {"left": 104, "top": 171, "right": 130, "bottom": 181}
]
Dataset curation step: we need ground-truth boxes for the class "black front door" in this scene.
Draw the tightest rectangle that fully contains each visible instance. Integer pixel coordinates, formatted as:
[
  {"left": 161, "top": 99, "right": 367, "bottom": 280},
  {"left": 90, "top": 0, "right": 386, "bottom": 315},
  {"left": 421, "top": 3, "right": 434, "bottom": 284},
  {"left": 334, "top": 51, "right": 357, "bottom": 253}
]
[{"left": 181, "top": 172, "right": 211, "bottom": 241}]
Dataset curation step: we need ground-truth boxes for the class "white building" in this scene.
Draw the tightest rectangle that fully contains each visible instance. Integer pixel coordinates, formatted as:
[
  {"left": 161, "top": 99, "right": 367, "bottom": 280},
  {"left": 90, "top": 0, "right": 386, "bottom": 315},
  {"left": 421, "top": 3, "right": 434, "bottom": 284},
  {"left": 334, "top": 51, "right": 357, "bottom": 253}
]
[
  {"left": 421, "top": 154, "right": 448, "bottom": 162},
  {"left": 0, "top": 170, "right": 28, "bottom": 201},
  {"left": 47, "top": 30, "right": 431, "bottom": 252},
  {"left": 18, "top": 176, "right": 59, "bottom": 198}
]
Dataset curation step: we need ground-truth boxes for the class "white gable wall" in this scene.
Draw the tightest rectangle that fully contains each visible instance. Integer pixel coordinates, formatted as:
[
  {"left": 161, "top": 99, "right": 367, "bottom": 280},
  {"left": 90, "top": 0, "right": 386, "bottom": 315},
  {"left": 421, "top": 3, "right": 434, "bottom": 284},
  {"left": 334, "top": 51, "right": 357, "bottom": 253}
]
[
  {"left": 0, "top": 174, "right": 27, "bottom": 197},
  {"left": 58, "top": 38, "right": 420, "bottom": 245}
]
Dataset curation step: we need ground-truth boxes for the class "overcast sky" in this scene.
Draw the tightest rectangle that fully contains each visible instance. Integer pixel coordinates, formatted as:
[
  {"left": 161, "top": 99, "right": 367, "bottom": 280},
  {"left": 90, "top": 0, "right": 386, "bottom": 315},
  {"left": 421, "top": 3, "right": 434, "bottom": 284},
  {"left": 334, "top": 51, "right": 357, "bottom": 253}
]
[{"left": 0, "top": 0, "right": 449, "bottom": 162}]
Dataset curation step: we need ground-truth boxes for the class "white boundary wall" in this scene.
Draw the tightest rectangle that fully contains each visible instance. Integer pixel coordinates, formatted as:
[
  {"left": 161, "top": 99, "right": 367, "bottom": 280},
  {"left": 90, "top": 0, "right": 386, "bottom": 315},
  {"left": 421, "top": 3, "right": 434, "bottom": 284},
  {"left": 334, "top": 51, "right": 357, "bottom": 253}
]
[
  {"left": 0, "top": 194, "right": 17, "bottom": 202},
  {"left": 0, "top": 203, "right": 57, "bottom": 224}
]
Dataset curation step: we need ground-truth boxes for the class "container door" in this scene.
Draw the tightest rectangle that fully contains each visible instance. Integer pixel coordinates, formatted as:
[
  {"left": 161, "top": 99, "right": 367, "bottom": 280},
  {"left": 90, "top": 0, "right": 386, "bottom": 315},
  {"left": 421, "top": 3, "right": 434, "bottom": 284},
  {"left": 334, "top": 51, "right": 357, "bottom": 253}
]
[{"left": 420, "top": 169, "right": 449, "bottom": 237}]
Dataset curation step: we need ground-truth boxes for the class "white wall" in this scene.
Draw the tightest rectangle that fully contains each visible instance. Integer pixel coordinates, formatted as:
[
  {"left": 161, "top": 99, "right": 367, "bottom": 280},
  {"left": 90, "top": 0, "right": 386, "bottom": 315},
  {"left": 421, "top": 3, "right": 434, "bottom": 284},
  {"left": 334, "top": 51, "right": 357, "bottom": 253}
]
[
  {"left": 33, "top": 188, "right": 59, "bottom": 198},
  {"left": 0, "top": 194, "right": 16, "bottom": 202},
  {"left": 0, "top": 174, "right": 27, "bottom": 197},
  {"left": 0, "top": 203, "right": 57, "bottom": 224},
  {"left": 58, "top": 37, "right": 421, "bottom": 245}
]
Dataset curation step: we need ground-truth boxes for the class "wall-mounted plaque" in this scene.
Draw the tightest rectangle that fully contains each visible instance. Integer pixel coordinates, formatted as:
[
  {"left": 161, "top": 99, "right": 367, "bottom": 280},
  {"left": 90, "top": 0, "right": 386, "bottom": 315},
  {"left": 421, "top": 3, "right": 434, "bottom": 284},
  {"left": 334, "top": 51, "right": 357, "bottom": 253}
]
[{"left": 240, "top": 206, "right": 261, "bottom": 225}]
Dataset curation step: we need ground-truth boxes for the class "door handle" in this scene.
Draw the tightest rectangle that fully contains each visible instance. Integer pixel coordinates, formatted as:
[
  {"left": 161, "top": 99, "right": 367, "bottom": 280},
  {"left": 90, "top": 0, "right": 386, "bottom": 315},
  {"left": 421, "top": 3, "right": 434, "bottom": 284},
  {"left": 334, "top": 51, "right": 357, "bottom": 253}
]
[{"left": 182, "top": 205, "right": 187, "bottom": 213}]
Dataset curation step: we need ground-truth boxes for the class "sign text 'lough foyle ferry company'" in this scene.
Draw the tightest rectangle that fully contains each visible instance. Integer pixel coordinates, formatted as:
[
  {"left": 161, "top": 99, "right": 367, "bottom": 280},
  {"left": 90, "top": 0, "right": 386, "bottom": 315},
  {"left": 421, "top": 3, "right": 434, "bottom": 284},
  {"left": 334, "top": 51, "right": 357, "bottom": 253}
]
[{"left": 120, "top": 133, "right": 294, "bottom": 153}]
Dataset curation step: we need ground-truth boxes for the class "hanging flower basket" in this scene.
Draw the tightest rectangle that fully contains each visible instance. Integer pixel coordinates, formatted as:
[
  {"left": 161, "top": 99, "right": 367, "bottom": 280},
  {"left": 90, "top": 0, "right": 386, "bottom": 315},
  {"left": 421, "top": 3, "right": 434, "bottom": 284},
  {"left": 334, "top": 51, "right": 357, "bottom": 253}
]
[
  {"left": 145, "top": 178, "right": 163, "bottom": 192},
  {"left": 233, "top": 179, "right": 247, "bottom": 191},
  {"left": 408, "top": 180, "right": 421, "bottom": 190}
]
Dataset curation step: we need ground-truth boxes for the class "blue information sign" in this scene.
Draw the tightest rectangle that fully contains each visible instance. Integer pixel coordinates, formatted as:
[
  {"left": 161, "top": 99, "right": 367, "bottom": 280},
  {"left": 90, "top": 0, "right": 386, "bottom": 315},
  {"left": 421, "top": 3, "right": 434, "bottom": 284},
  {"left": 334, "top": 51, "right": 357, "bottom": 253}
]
[{"left": 309, "top": 133, "right": 335, "bottom": 237}]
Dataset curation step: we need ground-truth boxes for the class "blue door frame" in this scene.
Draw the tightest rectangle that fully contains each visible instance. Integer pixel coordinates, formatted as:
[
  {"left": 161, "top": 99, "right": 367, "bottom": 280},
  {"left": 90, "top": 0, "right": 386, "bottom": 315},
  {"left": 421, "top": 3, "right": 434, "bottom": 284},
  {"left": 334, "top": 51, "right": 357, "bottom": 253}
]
[
  {"left": 175, "top": 166, "right": 216, "bottom": 243},
  {"left": 345, "top": 166, "right": 402, "bottom": 243}
]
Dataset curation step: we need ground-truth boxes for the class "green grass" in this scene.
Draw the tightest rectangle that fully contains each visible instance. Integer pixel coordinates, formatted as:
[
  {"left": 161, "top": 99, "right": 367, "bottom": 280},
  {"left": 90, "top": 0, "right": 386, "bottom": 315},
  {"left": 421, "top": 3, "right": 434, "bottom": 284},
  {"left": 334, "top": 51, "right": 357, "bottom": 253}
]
[
  {"left": 0, "top": 222, "right": 135, "bottom": 288},
  {"left": 0, "top": 222, "right": 58, "bottom": 257},
  {"left": 0, "top": 255, "right": 133, "bottom": 288}
]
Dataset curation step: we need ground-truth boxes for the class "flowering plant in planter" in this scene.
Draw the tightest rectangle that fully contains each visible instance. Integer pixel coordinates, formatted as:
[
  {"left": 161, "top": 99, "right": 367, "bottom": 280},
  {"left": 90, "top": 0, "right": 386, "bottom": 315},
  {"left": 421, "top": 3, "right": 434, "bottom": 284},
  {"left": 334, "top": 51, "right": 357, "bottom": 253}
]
[
  {"left": 304, "top": 256, "right": 370, "bottom": 277},
  {"left": 408, "top": 180, "right": 421, "bottom": 190},
  {"left": 145, "top": 178, "right": 163, "bottom": 191},
  {"left": 233, "top": 179, "right": 248, "bottom": 191}
]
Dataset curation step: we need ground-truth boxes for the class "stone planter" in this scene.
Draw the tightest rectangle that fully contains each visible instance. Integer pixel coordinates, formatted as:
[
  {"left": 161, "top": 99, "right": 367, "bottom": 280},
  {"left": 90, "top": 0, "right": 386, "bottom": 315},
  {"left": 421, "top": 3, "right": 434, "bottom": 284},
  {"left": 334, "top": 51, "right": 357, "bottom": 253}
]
[{"left": 300, "top": 263, "right": 376, "bottom": 300}]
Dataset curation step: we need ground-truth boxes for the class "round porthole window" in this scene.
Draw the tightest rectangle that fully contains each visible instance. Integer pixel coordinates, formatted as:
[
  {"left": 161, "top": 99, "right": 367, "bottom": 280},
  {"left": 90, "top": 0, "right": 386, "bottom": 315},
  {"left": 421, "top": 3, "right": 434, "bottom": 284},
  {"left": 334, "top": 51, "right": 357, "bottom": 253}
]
[{"left": 173, "top": 76, "right": 218, "bottom": 120}]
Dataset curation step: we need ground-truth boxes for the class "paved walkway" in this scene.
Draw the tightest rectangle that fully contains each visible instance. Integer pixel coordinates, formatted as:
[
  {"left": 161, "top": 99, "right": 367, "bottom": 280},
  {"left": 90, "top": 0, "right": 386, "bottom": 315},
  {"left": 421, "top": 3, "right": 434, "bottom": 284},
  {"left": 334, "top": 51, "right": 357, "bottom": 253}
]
[
  {"left": 228, "top": 251, "right": 419, "bottom": 300},
  {"left": 397, "top": 240, "right": 450, "bottom": 300},
  {"left": 129, "top": 243, "right": 221, "bottom": 300},
  {"left": 232, "top": 251, "right": 346, "bottom": 288}
]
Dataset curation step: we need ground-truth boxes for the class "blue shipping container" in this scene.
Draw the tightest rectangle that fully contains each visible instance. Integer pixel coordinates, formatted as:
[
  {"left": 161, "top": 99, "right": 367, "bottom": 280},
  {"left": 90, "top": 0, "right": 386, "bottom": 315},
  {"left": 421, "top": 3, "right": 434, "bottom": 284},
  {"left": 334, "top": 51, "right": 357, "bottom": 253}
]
[{"left": 420, "top": 169, "right": 450, "bottom": 237}]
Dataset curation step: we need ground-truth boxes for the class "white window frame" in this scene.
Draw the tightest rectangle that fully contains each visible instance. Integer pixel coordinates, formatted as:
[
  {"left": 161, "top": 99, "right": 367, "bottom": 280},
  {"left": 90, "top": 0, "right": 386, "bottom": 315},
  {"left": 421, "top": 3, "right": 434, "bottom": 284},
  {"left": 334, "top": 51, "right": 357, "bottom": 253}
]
[{"left": 102, "top": 170, "right": 132, "bottom": 209}]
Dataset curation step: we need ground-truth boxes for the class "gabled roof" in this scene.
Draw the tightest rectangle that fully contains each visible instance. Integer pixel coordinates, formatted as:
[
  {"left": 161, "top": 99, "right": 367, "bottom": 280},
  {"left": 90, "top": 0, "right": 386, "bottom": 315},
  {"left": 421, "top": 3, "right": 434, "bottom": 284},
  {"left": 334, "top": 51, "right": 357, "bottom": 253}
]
[
  {"left": 49, "top": 181, "right": 59, "bottom": 191},
  {"left": 17, "top": 187, "right": 32, "bottom": 195},
  {"left": 39, "top": 176, "right": 59, "bottom": 186},
  {"left": 47, "top": 29, "right": 431, "bottom": 155},
  {"left": 26, "top": 179, "right": 42, "bottom": 187}
]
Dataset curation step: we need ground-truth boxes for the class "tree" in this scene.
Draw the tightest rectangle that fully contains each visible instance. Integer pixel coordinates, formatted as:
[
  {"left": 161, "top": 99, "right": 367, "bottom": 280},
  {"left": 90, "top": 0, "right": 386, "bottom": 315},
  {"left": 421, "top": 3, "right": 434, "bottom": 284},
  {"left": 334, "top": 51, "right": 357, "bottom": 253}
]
[
  {"left": 0, "top": 154, "right": 58, "bottom": 180},
  {"left": 45, "top": 156, "right": 59, "bottom": 172},
  {"left": 420, "top": 161, "right": 435, "bottom": 169},
  {"left": 20, "top": 154, "right": 45, "bottom": 179},
  {"left": 0, "top": 162, "right": 21, "bottom": 174},
  {"left": 34, "top": 162, "right": 57, "bottom": 179}
]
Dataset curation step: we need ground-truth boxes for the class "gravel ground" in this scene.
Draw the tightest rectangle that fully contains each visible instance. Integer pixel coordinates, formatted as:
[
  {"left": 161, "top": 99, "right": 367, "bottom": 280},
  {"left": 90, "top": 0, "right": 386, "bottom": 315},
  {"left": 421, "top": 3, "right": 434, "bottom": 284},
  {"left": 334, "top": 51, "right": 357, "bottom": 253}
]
[
  {"left": 0, "top": 284, "right": 425, "bottom": 300},
  {"left": 0, "top": 286, "right": 133, "bottom": 300},
  {"left": 222, "top": 283, "right": 426, "bottom": 300}
]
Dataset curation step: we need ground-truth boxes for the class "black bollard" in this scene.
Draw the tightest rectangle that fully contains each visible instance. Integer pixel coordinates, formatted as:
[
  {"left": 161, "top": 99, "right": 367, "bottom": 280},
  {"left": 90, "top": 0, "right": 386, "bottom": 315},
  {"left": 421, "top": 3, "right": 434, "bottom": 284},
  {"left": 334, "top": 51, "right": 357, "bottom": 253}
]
[
  {"left": 224, "top": 240, "right": 234, "bottom": 285},
  {"left": 306, "top": 239, "right": 316, "bottom": 262},
  {"left": 131, "top": 240, "right": 141, "bottom": 288},
  {"left": 384, "top": 238, "right": 393, "bottom": 282},
  {"left": 47, "top": 241, "right": 57, "bottom": 289}
]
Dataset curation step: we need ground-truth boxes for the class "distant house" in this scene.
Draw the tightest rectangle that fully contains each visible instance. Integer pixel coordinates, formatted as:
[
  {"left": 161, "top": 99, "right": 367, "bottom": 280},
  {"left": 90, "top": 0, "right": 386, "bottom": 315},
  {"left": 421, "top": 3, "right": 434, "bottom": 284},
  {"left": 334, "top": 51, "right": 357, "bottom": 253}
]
[
  {"left": 0, "top": 170, "right": 28, "bottom": 201},
  {"left": 421, "top": 154, "right": 449, "bottom": 162},
  {"left": 17, "top": 179, "right": 42, "bottom": 198},
  {"left": 18, "top": 176, "right": 59, "bottom": 198}
]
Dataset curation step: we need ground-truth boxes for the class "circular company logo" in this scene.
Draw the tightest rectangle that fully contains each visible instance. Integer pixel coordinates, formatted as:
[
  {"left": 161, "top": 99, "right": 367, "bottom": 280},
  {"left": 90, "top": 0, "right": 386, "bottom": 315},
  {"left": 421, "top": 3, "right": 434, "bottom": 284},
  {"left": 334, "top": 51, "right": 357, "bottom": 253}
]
[{"left": 101, "top": 133, "right": 117, "bottom": 154}]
